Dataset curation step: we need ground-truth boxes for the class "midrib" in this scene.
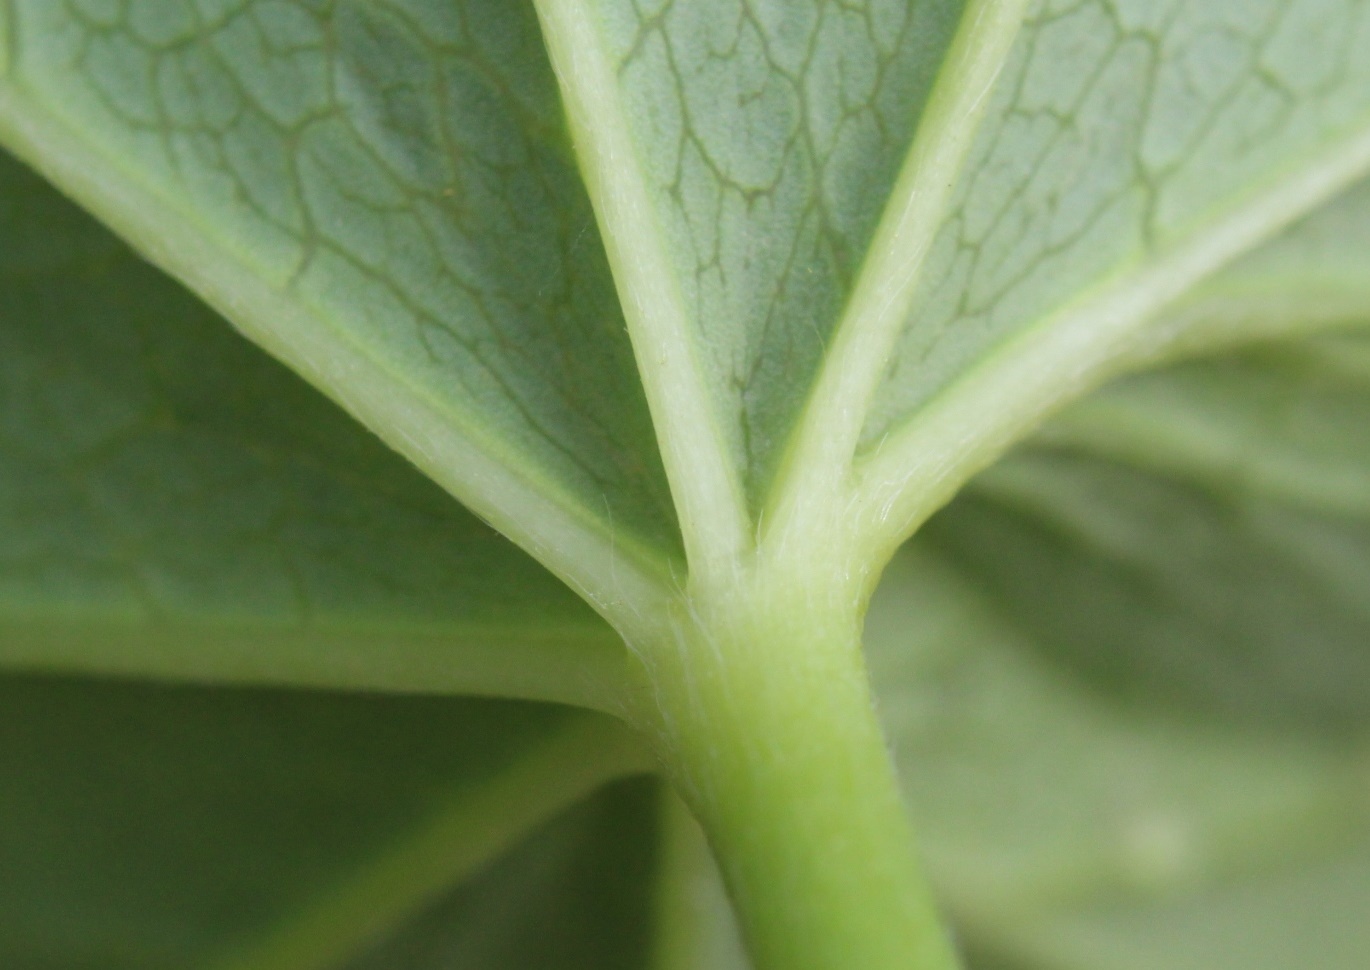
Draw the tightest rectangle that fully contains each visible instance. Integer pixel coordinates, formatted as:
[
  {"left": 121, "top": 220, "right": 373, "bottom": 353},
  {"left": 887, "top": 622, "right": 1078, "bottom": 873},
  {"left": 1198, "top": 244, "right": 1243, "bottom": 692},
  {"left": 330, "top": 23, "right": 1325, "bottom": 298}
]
[
  {"left": 851, "top": 115, "right": 1370, "bottom": 565},
  {"left": 532, "top": 0, "right": 751, "bottom": 592},
  {"left": 760, "top": 0, "right": 1032, "bottom": 556},
  {"left": 0, "top": 79, "right": 676, "bottom": 642}
]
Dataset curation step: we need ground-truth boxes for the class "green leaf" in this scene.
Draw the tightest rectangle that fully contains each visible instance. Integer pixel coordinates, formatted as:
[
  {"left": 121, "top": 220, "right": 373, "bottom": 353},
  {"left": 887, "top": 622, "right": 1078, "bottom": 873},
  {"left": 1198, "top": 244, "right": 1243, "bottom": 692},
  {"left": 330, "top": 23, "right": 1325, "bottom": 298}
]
[
  {"left": 865, "top": 340, "right": 1370, "bottom": 967},
  {"left": 1152, "top": 178, "right": 1370, "bottom": 357},
  {"left": 984, "top": 842, "right": 1370, "bottom": 970},
  {"left": 0, "top": 140, "right": 725, "bottom": 970},
  {"left": 551, "top": 0, "right": 967, "bottom": 508},
  {"left": 340, "top": 776, "right": 663, "bottom": 970},
  {"left": 0, "top": 147, "right": 627, "bottom": 708},
  {"left": 869, "top": 0, "right": 1370, "bottom": 432},
  {"left": 0, "top": 0, "right": 681, "bottom": 621},
  {"left": 924, "top": 338, "right": 1370, "bottom": 731},
  {"left": 868, "top": 542, "right": 1369, "bottom": 908},
  {"left": 850, "top": 0, "right": 1370, "bottom": 553},
  {"left": 0, "top": 673, "right": 648, "bottom": 970},
  {"left": 5, "top": 2, "right": 1370, "bottom": 969},
  {"left": 6, "top": 0, "right": 1369, "bottom": 608}
]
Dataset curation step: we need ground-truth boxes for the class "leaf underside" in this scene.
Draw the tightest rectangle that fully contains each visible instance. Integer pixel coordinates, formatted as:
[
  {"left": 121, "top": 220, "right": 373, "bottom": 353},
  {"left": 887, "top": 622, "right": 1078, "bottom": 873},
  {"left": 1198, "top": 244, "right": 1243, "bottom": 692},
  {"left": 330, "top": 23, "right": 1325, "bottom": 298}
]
[{"left": 2, "top": 0, "right": 1370, "bottom": 968}]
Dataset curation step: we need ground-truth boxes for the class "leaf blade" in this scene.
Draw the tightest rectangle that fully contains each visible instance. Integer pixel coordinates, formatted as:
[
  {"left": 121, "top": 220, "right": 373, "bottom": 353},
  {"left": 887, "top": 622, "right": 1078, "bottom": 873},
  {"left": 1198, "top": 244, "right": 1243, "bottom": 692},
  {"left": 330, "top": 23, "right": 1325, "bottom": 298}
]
[
  {"left": 0, "top": 674, "right": 644, "bottom": 970},
  {"left": 0, "top": 1, "right": 681, "bottom": 627},
  {"left": 855, "top": 0, "right": 1370, "bottom": 557},
  {"left": 0, "top": 145, "right": 627, "bottom": 707}
]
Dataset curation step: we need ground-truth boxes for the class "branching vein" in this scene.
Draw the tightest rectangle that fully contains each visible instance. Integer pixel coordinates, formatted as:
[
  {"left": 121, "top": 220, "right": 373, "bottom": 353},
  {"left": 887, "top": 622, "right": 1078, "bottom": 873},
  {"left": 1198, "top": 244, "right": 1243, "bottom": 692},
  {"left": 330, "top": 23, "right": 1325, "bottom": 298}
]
[
  {"left": 0, "top": 83, "right": 673, "bottom": 644},
  {"left": 533, "top": 0, "right": 752, "bottom": 592},
  {"left": 760, "top": 0, "right": 1030, "bottom": 558},
  {"left": 853, "top": 116, "right": 1370, "bottom": 565}
]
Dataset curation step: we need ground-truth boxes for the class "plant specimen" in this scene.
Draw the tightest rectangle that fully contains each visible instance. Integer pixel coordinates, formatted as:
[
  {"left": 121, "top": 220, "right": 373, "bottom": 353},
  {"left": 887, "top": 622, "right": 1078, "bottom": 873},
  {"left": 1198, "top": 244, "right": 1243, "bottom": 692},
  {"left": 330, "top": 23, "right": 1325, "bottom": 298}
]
[{"left": 1, "top": 0, "right": 1369, "bottom": 967}]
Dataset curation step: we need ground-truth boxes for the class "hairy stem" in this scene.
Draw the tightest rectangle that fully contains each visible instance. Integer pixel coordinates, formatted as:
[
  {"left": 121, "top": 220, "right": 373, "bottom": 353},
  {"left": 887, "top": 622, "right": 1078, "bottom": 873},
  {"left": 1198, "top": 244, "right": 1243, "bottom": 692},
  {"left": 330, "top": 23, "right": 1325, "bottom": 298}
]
[{"left": 627, "top": 574, "right": 959, "bottom": 970}]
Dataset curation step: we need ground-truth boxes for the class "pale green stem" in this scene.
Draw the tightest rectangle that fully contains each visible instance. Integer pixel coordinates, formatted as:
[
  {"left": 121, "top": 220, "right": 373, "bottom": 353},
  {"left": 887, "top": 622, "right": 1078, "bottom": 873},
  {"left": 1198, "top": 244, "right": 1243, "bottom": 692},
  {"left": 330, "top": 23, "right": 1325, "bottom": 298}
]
[{"left": 627, "top": 575, "right": 960, "bottom": 970}]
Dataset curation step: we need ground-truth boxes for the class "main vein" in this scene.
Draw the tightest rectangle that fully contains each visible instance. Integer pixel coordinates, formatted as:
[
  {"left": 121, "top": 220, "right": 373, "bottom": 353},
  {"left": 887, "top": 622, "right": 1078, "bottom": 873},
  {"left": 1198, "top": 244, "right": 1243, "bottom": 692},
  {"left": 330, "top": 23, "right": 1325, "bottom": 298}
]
[
  {"left": 533, "top": 0, "right": 751, "bottom": 592},
  {"left": 0, "top": 84, "right": 671, "bottom": 644},
  {"left": 761, "top": 0, "right": 1030, "bottom": 557},
  {"left": 853, "top": 117, "right": 1370, "bottom": 564}
]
